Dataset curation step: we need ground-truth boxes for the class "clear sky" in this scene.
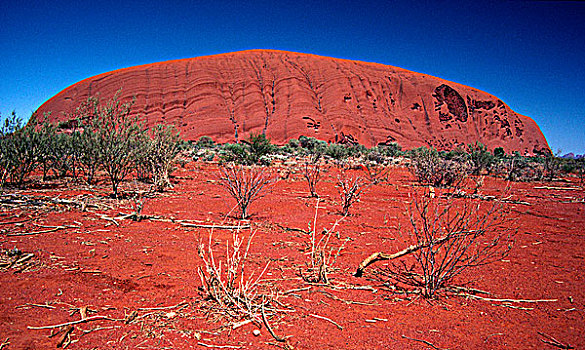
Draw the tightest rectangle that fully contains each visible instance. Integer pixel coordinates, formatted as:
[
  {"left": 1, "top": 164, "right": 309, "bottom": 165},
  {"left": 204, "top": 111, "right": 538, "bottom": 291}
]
[{"left": 1, "top": 0, "right": 584, "bottom": 153}]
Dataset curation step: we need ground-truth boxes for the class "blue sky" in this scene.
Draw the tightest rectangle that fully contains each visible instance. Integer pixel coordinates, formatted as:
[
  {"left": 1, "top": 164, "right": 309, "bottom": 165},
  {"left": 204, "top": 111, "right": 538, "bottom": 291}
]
[{"left": 1, "top": 1, "right": 584, "bottom": 153}]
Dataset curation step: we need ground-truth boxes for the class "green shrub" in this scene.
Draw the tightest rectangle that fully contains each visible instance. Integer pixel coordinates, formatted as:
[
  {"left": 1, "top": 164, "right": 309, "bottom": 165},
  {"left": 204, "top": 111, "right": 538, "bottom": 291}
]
[
  {"left": 220, "top": 133, "right": 275, "bottom": 165},
  {"left": 287, "top": 138, "right": 299, "bottom": 149},
  {"left": 466, "top": 142, "right": 495, "bottom": 175},
  {"left": 410, "top": 147, "right": 468, "bottom": 188},
  {"left": 220, "top": 143, "right": 252, "bottom": 165},
  {"left": 33, "top": 117, "right": 59, "bottom": 180},
  {"left": 0, "top": 112, "right": 42, "bottom": 187},
  {"left": 325, "top": 143, "right": 349, "bottom": 160},
  {"left": 502, "top": 154, "right": 543, "bottom": 182},
  {"left": 196, "top": 136, "right": 215, "bottom": 149},
  {"left": 493, "top": 147, "right": 506, "bottom": 158},
  {"left": 279, "top": 138, "right": 300, "bottom": 155},
  {"left": 542, "top": 153, "right": 561, "bottom": 181},
  {"left": 246, "top": 133, "right": 274, "bottom": 164},
  {"left": 376, "top": 142, "right": 403, "bottom": 158},
  {"left": 299, "top": 136, "right": 327, "bottom": 154},
  {"left": 347, "top": 144, "right": 368, "bottom": 158}
]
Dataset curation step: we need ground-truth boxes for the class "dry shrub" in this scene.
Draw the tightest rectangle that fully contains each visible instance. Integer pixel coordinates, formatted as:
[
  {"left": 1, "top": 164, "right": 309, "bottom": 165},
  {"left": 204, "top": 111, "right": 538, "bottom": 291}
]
[
  {"left": 197, "top": 229, "right": 277, "bottom": 323},
  {"left": 136, "top": 124, "right": 182, "bottom": 191},
  {"left": 381, "top": 187, "right": 514, "bottom": 298},
  {"left": 216, "top": 165, "right": 275, "bottom": 219},
  {"left": 303, "top": 155, "right": 321, "bottom": 197},
  {"left": 361, "top": 163, "right": 389, "bottom": 185},
  {"left": 336, "top": 166, "right": 365, "bottom": 215},
  {"left": 300, "top": 199, "right": 348, "bottom": 284}
]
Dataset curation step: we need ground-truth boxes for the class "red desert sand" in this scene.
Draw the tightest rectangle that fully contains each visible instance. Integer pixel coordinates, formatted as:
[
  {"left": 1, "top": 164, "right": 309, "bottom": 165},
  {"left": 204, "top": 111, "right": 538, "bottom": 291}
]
[{"left": 0, "top": 162, "right": 583, "bottom": 349}]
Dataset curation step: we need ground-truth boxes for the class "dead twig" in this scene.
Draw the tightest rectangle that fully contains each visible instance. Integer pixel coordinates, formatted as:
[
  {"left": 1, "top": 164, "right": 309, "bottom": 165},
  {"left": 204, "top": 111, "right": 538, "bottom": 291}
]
[
  {"left": 460, "top": 294, "right": 557, "bottom": 303},
  {"left": 56, "top": 326, "right": 73, "bottom": 348},
  {"left": 197, "top": 342, "right": 243, "bottom": 349},
  {"left": 0, "top": 338, "right": 9, "bottom": 350},
  {"left": 309, "top": 313, "right": 343, "bottom": 330},
  {"left": 276, "top": 223, "right": 309, "bottom": 235},
  {"left": 28, "top": 315, "right": 112, "bottom": 330},
  {"left": 82, "top": 325, "right": 119, "bottom": 335},
  {"left": 318, "top": 290, "right": 378, "bottom": 306},
  {"left": 16, "top": 302, "right": 55, "bottom": 309},
  {"left": 534, "top": 186, "right": 581, "bottom": 191},
  {"left": 137, "top": 301, "right": 188, "bottom": 311},
  {"left": 262, "top": 302, "right": 285, "bottom": 342},
  {"left": 538, "top": 331, "right": 574, "bottom": 349},
  {"left": 231, "top": 319, "right": 253, "bottom": 330},
  {"left": 124, "top": 311, "right": 138, "bottom": 324},
  {"left": 0, "top": 218, "right": 31, "bottom": 225},
  {"left": 402, "top": 334, "right": 447, "bottom": 350},
  {"left": 282, "top": 287, "right": 311, "bottom": 295}
]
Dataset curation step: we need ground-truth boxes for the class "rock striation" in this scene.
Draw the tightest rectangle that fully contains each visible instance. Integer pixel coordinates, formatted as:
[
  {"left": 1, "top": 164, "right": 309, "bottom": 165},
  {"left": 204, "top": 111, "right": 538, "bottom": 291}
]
[{"left": 36, "top": 50, "right": 549, "bottom": 154}]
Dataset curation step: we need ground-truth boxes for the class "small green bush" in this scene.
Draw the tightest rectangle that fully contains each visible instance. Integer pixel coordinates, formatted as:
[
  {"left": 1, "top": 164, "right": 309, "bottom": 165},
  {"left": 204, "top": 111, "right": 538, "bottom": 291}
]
[
  {"left": 325, "top": 143, "right": 349, "bottom": 160},
  {"left": 220, "top": 133, "right": 275, "bottom": 165},
  {"left": 375, "top": 142, "right": 403, "bottom": 158},
  {"left": 196, "top": 136, "right": 215, "bottom": 149},
  {"left": 410, "top": 147, "right": 468, "bottom": 188},
  {"left": 493, "top": 147, "right": 506, "bottom": 158}
]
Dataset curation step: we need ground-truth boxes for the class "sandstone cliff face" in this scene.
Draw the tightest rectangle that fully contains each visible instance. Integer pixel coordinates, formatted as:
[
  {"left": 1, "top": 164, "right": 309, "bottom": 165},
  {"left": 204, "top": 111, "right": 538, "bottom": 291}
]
[{"left": 37, "top": 50, "right": 549, "bottom": 154}]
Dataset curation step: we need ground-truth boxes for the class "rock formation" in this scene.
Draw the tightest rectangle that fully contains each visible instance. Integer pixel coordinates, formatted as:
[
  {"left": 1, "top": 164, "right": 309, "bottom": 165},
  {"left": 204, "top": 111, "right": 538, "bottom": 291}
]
[{"left": 36, "top": 50, "right": 549, "bottom": 154}]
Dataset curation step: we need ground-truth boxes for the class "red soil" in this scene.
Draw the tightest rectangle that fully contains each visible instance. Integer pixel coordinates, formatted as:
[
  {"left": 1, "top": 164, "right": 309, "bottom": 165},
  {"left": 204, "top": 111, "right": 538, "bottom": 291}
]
[
  {"left": 36, "top": 50, "right": 549, "bottom": 154},
  {"left": 1, "top": 162, "right": 583, "bottom": 349}
]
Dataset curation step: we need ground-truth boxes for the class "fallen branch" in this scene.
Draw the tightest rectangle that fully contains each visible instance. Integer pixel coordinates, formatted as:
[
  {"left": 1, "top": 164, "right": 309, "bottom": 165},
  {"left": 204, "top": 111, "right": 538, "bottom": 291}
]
[
  {"left": 309, "top": 313, "right": 343, "bottom": 330},
  {"left": 137, "top": 301, "right": 188, "bottom": 311},
  {"left": 114, "top": 212, "right": 161, "bottom": 222},
  {"left": 82, "top": 325, "right": 119, "bottom": 335},
  {"left": 98, "top": 214, "right": 119, "bottom": 226},
  {"left": 28, "top": 315, "right": 111, "bottom": 330},
  {"left": 534, "top": 186, "right": 581, "bottom": 191},
  {"left": 492, "top": 303, "right": 533, "bottom": 310},
  {"left": 0, "top": 338, "right": 9, "bottom": 350},
  {"left": 6, "top": 225, "right": 75, "bottom": 237},
  {"left": 180, "top": 222, "right": 251, "bottom": 230},
  {"left": 354, "top": 234, "right": 454, "bottom": 277},
  {"left": 402, "top": 334, "right": 446, "bottom": 350},
  {"left": 460, "top": 294, "right": 557, "bottom": 303}
]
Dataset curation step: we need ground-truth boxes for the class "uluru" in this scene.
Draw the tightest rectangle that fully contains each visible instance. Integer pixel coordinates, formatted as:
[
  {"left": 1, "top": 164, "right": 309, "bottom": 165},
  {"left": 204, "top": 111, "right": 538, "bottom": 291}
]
[{"left": 36, "top": 50, "right": 549, "bottom": 154}]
